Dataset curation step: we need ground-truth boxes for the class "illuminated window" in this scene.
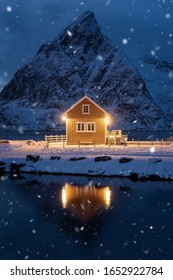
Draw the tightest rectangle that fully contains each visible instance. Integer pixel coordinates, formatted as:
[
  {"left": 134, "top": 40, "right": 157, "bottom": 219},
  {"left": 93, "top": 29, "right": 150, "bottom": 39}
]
[
  {"left": 77, "top": 123, "right": 85, "bottom": 131},
  {"left": 82, "top": 104, "right": 90, "bottom": 114},
  {"left": 87, "top": 123, "right": 95, "bottom": 131},
  {"left": 77, "top": 122, "right": 95, "bottom": 132}
]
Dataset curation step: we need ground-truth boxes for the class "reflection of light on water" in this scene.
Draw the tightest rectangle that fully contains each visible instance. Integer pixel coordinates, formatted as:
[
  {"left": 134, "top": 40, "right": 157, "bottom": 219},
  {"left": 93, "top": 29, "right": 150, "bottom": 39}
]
[
  {"left": 61, "top": 183, "right": 112, "bottom": 214},
  {"left": 105, "top": 187, "right": 111, "bottom": 209},
  {"left": 62, "top": 186, "right": 67, "bottom": 208}
]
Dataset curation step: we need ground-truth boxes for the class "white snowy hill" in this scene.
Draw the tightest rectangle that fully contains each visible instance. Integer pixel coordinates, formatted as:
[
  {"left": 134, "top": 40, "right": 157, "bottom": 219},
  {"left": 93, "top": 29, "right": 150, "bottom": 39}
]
[{"left": 0, "top": 11, "right": 169, "bottom": 130}]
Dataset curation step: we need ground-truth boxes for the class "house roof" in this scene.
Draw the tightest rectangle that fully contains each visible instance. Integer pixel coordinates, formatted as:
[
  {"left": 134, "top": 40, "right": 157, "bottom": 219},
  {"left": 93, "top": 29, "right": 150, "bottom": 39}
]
[{"left": 63, "top": 95, "right": 109, "bottom": 116}]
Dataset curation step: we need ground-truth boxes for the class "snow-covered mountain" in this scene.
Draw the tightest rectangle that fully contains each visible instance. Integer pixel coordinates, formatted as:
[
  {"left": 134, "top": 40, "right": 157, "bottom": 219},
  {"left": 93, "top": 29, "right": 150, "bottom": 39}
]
[
  {"left": 0, "top": 11, "right": 169, "bottom": 130},
  {"left": 135, "top": 56, "right": 173, "bottom": 118}
]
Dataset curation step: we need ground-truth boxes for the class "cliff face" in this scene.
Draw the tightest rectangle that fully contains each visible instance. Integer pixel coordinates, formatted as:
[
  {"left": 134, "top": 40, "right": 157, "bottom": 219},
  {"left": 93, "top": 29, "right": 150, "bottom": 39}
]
[
  {"left": 137, "top": 56, "right": 173, "bottom": 119},
  {"left": 0, "top": 11, "right": 168, "bottom": 129}
]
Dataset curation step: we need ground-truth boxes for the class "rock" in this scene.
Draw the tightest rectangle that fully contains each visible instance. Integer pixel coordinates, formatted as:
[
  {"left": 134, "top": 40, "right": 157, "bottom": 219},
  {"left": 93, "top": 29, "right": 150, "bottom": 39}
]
[
  {"left": 149, "top": 174, "right": 160, "bottom": 181},
  {"left": 69, "top": 157, "right": 86, "bottom": 161},
  {"left": 148, "top": 158, "right": 162, "bottom": 163},
  {"left": 10, "top": 163, "right": 21, "bottom": 172},
  {"left": 0, "top": 161, "right": 6, "bottom": 166},
  {"left": 95, "top": 156, "right": 112, "bottom": 162},
  {"left": 26, "top": 155, "right": 40, "bottom": 162},
  {"left": 129, "top": 173, "right": 139, "bottom": 181},
  {"left": 50, "top": 156, "right": 61, "bottom": 160},
  {"left": 119, "top": 157, "right": 133, "bottom": 163},
  {"left": 27, "top": 140, "right": 36, "bottom": 145},
  {"left": 0, "top": 167, "right": 5, "bottom": 175}
]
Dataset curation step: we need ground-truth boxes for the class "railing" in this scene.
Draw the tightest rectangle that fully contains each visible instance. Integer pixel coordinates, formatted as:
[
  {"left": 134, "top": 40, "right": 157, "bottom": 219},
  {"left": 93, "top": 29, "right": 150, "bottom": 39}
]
[
  {"left": 45, "top": 134, "right": 66, "bottom": 148},
  {"left": 107, "top": 130, "right": 122, "bottom": 137},
  {"left": 126, "top": 140, "right": 170, "bottom": 146},
  {"left": 45, "top": 135, "right": 66, "bottom": 142},
  {"left": 166, "top": 136, "right": 173, "bottom": 142}
]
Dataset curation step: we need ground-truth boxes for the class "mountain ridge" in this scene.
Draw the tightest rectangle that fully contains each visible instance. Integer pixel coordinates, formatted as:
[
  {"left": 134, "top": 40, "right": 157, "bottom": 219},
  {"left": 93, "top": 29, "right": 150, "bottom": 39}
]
[{"left": 0, "top": 10, "right": 169, "bottom": 130}]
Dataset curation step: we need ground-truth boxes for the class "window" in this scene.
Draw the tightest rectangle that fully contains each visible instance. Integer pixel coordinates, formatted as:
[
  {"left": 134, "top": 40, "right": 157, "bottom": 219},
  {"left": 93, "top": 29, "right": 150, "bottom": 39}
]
[
  {"left": 77, "top": 123, "right": 85, "bottom": 131},
  {"left": 87, "top": 123, "right": 95, "bottom": 131},
  {"left": 77, "top": 122, "right": 95, "bottom": 132},
  {"left": 82, "top": 104, "right": 90, "bottom": 114}
]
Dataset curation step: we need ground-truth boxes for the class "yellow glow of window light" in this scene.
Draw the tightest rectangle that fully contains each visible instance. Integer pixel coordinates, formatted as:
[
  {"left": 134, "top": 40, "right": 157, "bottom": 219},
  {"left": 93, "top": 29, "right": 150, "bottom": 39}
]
[
  {"left": 105, "top": 187, "right": 111, "bottom": 209},
  {"left": 61, "top": 186, "right": 67, "bottom": 208}
]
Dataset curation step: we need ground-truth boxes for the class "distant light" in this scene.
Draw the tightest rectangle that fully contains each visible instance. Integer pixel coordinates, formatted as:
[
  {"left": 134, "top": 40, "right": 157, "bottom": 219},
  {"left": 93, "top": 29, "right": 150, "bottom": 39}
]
[{"left": 6, "top": 6, "right": 13, "bottom": 13}]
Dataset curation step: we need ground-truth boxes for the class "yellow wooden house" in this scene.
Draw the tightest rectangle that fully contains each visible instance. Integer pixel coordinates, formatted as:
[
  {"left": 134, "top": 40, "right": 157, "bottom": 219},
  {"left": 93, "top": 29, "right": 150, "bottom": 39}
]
[{"left": 62, "top": 95, "right": 110, "bottom": 145}]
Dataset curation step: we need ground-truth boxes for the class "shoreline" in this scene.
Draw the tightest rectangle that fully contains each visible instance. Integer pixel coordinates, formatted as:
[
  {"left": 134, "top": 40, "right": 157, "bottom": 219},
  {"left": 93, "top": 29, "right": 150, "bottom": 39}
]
[{"left": 1, "top": 155, "right": 173, "bottom": 182}]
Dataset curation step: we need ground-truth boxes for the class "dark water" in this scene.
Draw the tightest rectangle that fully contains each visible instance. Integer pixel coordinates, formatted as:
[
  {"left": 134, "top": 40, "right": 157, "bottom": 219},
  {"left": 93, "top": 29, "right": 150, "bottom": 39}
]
[
  {"left": 0, "top": 129, "right": 173, "bottom": 141},
  {"left": 0, "top": 174, "right": 173, "bottom": 260}
]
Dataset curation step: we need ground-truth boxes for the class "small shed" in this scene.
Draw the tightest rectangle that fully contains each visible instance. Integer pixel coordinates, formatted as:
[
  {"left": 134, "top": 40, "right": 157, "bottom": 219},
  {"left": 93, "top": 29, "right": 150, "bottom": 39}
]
[{"left": 62, "top": 95, "right": 110, "bottom": 145}]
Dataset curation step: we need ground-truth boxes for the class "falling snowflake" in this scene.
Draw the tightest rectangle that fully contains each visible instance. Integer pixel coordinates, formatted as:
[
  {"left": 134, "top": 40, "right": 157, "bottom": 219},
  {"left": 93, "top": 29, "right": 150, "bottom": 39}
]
[
  {"left": 168, "top": 71, "right": 173, "bottom": 80},
  {"left": 67, "top": 30, "right": 73, "bottom": 37},
  {"left": 96, "top": 55, "right": 104, "bottom": 61},
  {"left": 165, "top": 13, "right": 171, "bottom": 19},
  {"left": 122, "top": 38, "right": 128, "bottom": 45},
  {"left": 106, "top": 0, "right": 112, "bottom": 6},
  {"left": 150, "top": 147, "right": 155, "bottom": 153},
  {"left": 5, "top": 27, "right": 10, "bottom": 32},
  {"left": 6, "top": 6, "right": 13, "bottom": 13},
  {"left": 129, "top": 28, "right": 134, "bottom": 33}
]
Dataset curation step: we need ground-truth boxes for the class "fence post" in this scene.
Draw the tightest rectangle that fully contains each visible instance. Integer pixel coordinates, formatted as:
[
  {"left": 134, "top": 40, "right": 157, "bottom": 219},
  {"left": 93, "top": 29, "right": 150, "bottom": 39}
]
[{"left": 138, "top": 140, "right": 139, "bottom": 147}]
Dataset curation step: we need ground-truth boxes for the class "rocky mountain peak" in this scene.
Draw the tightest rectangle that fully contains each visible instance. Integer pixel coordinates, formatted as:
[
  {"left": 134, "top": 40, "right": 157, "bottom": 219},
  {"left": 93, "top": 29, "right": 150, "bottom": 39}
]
[{"left": 0, "top": 11, "right": 169, "bottom": 130}]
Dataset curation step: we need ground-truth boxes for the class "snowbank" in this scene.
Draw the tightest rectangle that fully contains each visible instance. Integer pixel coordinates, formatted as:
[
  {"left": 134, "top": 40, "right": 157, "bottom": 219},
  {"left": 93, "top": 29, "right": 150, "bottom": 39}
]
[{"left": 1, "top": 141, "right": 173, "bottom": 180}]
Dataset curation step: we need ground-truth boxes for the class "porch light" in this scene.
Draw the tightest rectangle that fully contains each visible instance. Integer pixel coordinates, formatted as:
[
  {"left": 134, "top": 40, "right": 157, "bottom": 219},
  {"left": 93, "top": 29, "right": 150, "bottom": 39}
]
[
  {"left": 105, "top": 116, "right": 110, "bottom": 124},
  {"left": 62, "top": 115, "right": 67, "bottom": 121}
]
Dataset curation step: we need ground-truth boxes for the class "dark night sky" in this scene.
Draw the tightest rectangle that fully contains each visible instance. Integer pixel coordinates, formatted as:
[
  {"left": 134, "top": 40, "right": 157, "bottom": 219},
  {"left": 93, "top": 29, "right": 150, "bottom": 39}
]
[{"left": 0, "top": 0, "right": 173, "bottom": 90}]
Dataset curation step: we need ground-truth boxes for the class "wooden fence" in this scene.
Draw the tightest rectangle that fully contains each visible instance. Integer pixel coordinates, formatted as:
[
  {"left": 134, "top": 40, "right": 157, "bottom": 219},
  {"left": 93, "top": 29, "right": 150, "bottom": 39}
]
[
  {"left": 126, "top": 140, "right": 171, "bottom": 147},
  {"left": 44, "top": 134, "right": 172, "bottom": 148},
  {"left": 45, "top": 135, "right": 66, "bottom": 148}
]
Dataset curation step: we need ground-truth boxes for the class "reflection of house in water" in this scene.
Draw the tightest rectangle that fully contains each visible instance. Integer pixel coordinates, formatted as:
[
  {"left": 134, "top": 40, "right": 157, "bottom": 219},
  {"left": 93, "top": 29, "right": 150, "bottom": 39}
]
[{"left": 61, "top": 183, "right": 112, "bottom": 222}]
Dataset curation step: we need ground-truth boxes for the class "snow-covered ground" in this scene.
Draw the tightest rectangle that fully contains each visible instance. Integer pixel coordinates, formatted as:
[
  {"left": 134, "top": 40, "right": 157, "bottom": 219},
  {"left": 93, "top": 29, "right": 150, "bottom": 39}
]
[{"left": 1, "top": 140, "right": 173, "bottom": 180}]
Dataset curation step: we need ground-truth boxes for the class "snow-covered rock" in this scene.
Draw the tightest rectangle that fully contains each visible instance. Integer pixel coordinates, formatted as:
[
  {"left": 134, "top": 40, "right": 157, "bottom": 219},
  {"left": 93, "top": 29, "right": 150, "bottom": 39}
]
[{"left": 0, "top": 11, "right": 169, "bottom": 130}]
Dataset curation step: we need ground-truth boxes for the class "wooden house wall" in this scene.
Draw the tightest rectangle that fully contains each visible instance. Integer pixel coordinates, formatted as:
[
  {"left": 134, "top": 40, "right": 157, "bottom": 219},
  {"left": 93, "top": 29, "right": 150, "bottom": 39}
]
[{"left": 66, "top": 98, "right": 107, "bottom": 145}]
